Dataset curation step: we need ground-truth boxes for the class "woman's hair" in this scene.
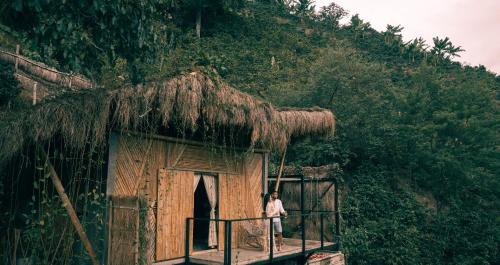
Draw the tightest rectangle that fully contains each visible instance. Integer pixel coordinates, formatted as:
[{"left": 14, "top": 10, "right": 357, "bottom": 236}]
[{"left": 263, "top": 193, "right": 271, "bottom": 204}]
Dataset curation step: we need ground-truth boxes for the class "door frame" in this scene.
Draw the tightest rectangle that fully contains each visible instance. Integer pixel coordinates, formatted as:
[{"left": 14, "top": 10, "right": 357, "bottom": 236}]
[{"left": 193, "top": 172, "right": 219, "bottom": 252}]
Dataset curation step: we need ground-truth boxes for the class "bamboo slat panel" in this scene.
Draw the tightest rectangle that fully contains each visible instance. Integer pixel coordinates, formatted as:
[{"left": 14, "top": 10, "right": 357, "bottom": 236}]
[
  {"left": 218, "top": 173, "right": 248, "bottom": 249},
  {"left": 167, "top": 142, "right": 242, "bottom": 174},
  {"left": 108, "top": 134, "right": 166, "bottom": 264},
  {"left": 279, "top": 180, "right": 335, "bottom": 241},
  {"left": 113, "top": 135, "right": 166, "bottom": 200},
  {"left": 144, "top": 141, "right": 166, "bottom": 204},
  {"left": 108, "top": 197, "right": 139, "bottom": 265},
  {"left": 142, "top": 204, "right": 156, "bottom": 265},
  {"left": 218, "top": 154, "right": 263, "bottom": 249},
  {"left": 166, "top": 142, "right": 187, "bottom": 167},
  {"left": 244, "top": 154, "right": 263, "bottom": 218},
  {"left": 156, "top": 168, "right": 194, "bottom": 261},
  {"left": 217, "top": 173, "right": 230, "bottom": 250}
]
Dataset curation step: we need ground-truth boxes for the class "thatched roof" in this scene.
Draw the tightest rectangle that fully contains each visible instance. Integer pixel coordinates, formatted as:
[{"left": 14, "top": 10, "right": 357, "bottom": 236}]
[{"left": 0, "top": 72, "right": 334, "bottom": 162}]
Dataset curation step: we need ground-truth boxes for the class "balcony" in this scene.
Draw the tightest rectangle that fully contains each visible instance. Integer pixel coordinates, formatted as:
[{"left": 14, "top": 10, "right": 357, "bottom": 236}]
[{"left": 184, "top": 175, "right": 341, "bottom": 265}]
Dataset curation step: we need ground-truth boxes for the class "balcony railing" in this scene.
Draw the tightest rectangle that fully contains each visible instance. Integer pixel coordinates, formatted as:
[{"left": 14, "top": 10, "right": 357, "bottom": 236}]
[{"left": 185, "top": 175, "right": 340, "bottom": 264}]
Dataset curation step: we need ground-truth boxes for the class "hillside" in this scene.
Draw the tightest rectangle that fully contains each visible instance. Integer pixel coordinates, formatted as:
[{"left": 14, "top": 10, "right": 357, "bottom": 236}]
[{"left": 1, "top": 1, "right": 499, "bottom": 265}]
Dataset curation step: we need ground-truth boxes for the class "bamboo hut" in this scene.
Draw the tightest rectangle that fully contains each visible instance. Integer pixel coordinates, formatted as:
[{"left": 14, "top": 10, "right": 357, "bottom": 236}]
[{"left": 1, "top": 60, "right": 336, "bottom": 264}]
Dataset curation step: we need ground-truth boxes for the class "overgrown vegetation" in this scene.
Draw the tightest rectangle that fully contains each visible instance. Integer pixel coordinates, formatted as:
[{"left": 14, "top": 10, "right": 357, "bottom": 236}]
[
  {"left": 1, "top": 0, "right": 498, "bottom": 264},
  {"left": 0, "top": 60, "right": 21, "bottom": 106}
]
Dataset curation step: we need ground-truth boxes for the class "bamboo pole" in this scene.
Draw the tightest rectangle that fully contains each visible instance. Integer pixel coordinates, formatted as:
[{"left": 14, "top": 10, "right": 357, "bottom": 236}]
[
  {"left": 106, "top": 199, "right": 113, "bottom": 265},
  {"left": 32, "top": 82, "right": 37, "bottom": 105},
  {"left": 134, "top": 199, "right": 140, "bottom": 265},
  {"left": 38, "top": 148, "right": 101, "bottom": 265},
  {"left": 15, "top": 45, "right": 19, "bottom": 71},
  {"left": 274, "top": 147, "right": 287, "bottom": 192},
  {"left": 0, "top": 48, "right": 93, "bottom": 89}
]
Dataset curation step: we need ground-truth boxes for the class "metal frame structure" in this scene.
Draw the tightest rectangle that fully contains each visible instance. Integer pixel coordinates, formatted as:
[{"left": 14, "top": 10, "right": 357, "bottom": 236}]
[{"left": 183, "top": 174, "right": 341, "bottom": 265}]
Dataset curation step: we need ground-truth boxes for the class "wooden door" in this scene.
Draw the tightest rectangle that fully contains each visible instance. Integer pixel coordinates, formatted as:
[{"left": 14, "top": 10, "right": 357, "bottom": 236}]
[{"left": 156, "top": 168, "right": 194, "bottom": 261}]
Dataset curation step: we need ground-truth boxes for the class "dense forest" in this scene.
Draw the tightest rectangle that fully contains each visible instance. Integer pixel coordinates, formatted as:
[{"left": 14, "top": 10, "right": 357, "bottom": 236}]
[{"left": 1, "top": 0, "right": 499, "bottom": 264}]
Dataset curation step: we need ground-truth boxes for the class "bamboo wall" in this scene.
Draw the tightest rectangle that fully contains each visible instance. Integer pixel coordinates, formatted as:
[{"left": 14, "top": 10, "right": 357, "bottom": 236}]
[
  {"left": 107, "top": 197, "right": 140, "bottom": 265},
  {"left": 274, "top": 179, "right": 336, "bottom": 242},
  {"left": 156, "top": 169, "right": 194, "bottom": 260},
  {"left": 218, "top": 154, "right": 264, "bottom": 250},
  {"left": 107, "top": 134, "right": 167, "bottom": 265},
  {"left": 106, "top": 133, "right": 265, "bottom": 264}
]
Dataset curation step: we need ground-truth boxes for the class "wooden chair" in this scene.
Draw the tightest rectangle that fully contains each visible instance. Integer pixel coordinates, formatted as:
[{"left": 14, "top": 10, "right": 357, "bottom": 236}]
[
  {"left": 240, "top": 219, "right": 267, "bottom": 250},
  {"left": 240, "top": 219, "right": 277, "bottom": 252}
]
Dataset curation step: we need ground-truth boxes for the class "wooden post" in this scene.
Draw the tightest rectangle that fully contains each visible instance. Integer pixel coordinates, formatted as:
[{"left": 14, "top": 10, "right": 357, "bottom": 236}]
[
  {"left": 261, "top": 153, "right": 268, "bottom": 210},
  {"left": 334, "top": 177, "right": 341, "bottom": 249},
  {"left": 38, "top": 148, "right": 101, "bottom": 265},
  {"left": 269, "top": 217, "right": 274, "bottom": 263},
  {"left": 300, "top": 174, "right": 306, "bottom": 254},
  {"left": 134, "top": 198, "right": 140, "bottom": 265},
  {"left": 15, "top": 45, "right": 19, "bottom": 71},
  {"left": 106, "top": 199, "right": 113, "bottom": 265},
  {"left": 32, "top": 82, "right": 37, "bottom": 105}
]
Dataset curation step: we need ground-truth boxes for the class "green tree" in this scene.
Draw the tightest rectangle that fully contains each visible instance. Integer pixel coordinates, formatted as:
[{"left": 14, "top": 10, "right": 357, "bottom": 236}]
[
  {"left": 317, "top": 2, "right": 348, "bottom": 28},
  {"left": 348, "top": 14, "right": 371, "bottom": 40},
  {"left": 292, "top": 0, "right": 315, "bottom": 19},
  {"left": 402, "top": 37, "right": 428, "bottom": 63},
  {"left": 172, "top": 0, "right": 245, "bottom": 38},
  {"left": 3, "top": 0, "right": 170, "bottom": 80},
  {"left": 431, "top": 36, "right": 464, "bottom": 63},
  {"left": 383, "top": 24, "right": 404, "bottom": 45}
]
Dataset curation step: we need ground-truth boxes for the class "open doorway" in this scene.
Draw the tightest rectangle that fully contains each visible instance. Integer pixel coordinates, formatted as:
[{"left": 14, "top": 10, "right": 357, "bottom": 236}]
[{"left": 193, "top": 174, "right": 218, "bottom": 251}]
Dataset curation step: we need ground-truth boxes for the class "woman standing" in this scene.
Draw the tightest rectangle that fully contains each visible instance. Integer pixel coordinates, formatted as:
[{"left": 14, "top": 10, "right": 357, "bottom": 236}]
[{"left": 264, "top": 193, "right": 279, "bottom": 252}]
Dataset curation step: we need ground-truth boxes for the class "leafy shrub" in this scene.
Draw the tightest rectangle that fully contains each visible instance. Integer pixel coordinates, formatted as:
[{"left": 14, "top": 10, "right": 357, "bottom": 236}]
[{"left": 0, "top": 60, "right": 21, "bottom": 105}]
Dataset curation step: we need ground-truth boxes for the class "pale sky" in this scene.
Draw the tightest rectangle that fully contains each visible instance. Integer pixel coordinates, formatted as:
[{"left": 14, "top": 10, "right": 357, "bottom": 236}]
[{"left": 316, "top": 0, "right": 500, "bottom": 74}]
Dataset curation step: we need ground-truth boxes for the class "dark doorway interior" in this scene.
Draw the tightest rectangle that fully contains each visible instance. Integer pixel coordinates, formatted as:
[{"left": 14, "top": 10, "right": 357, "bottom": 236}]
[{"left": 193, "top": 177, "right": 211, "bottom": 251}]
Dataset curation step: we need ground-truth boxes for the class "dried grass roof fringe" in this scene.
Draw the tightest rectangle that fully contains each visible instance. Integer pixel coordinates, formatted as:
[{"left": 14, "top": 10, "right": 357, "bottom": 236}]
[{"left": 0, "top": 72, "right": 335, "bottom": 163}]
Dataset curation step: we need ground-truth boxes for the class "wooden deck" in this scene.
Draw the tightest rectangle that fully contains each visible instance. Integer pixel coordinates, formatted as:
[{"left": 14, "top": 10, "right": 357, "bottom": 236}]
[{"left": 189, "top": 238, "right": 335, "bottom": 265}]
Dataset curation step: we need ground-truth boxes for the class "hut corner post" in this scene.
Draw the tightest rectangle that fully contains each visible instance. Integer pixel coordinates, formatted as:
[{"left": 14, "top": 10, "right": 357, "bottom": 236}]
[
  {"left": 38, "top": 148, "right": 101, "bottom": 265},
  {"left": 333, "top": 176, "right": 341, "bottom": 250},
  {"left": 300, "top": 174, "right": 306, "bottom": 254}
]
